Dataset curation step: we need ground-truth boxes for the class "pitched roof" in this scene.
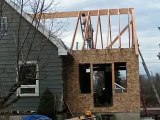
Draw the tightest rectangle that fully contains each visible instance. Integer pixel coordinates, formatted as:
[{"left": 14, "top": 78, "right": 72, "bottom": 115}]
[{"left": 5, "top": 0, "right": 70, "bottom": 55}]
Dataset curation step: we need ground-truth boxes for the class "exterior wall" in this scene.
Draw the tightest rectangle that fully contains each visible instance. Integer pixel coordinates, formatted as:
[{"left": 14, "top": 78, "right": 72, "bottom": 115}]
[
  {"left": 66, "top": 49, "right": 140, "bottom": 114},
  {"left": 0, "top": 2, "right": 64, "bottom": 111}
]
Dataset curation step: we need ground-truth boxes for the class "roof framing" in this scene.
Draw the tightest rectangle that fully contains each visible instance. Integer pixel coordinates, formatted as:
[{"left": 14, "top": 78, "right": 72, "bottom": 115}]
[
  {"left": 34, "top": 8, "right": 134, "bottom": 19},
  {"left": 31, "top": 8, "right": 139, "bottom": 54}
]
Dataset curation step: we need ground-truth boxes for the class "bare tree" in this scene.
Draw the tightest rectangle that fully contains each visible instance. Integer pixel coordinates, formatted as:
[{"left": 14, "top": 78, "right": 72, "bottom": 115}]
[{"left": 0, "top": 0, "right": 67, "bottom": 110}]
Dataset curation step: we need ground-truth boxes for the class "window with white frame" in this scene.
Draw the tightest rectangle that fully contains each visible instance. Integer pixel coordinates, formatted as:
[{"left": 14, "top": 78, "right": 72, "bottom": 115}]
[
  {"left": 17, "top": 61, "right": 39, "bottom": 96},
  {"left": 1, "top": 17, "right": 7, "bottom": 35}
]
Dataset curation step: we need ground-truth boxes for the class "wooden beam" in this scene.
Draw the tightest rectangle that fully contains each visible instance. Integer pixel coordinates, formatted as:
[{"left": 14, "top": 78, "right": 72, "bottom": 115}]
[
  {"left": 128, "top": 10, "right": 131, "bottom": 48},
  {"left": 94, "top": 11, "right": 100, "bottom": 49},
  {"left": 107, "top": 20, "right": 132, "bottom": 48},
  {"left": 107, "top": 12, "right": 110, "bottom": 47},
  {"left": 32, "top": 8, "right": 134, "bottom": 19},
  {"left": 112, "top": 63, "right": 115, "bottom": 94},
  {"left": 109, "top": 15, "right": 112, "bottom": 48},
  {"left": 90, "top": 63, "right": 93, "bottom": 96},
  {"left": 70, "top": 12, "right": 80, "bottom": 50},
  {"left": 82, "top": 11, "right": 90, "bottom": 50},
  {"left": 131, "top": 9, "right": 139, "bottom": 54},
  {"left": 118, "top": 9, "right": 121, "bottom": 48},
  {"left": 99, "top": 15, "right": 103, "bottom": 49}
]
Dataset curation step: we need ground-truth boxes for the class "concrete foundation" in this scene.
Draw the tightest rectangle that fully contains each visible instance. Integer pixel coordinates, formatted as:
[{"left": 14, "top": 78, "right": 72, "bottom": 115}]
[{"left": 115, "top": 112, "right": 140, "bottom": 120}]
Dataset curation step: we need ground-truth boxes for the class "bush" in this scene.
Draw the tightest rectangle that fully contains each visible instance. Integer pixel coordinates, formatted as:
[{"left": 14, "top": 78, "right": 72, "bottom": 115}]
[{"left": 37, "top": 88, "right": 56, "bottom": 119}]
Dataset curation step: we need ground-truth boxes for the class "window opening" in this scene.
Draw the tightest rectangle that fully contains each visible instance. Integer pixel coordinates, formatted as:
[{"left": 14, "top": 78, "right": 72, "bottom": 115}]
[
  {"left": 114, "top": 62, "right": 127, "bottom": 93},
  {"left": 17, "top": 61, "right": 39, "bottom": 96},
  {"left": 19, "top": 64, "right": 37, "bottom": 85},
  {"left": 79, "top": 64, "right": 91, "bottom": 93}
]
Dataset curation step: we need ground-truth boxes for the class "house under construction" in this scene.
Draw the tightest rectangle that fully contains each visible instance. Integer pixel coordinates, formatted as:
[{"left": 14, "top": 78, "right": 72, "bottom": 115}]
[
  {"left": 38, "top": 8, "right": 140, "bottom": 119},
  {"left": 0, "top": 1, "right": 140, "bottom": 119}
]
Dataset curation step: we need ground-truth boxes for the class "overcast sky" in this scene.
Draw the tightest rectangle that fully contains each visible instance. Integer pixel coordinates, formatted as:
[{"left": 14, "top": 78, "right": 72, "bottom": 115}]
[{"left": 58, "top": 0, "right": 160, "bottom": 75}]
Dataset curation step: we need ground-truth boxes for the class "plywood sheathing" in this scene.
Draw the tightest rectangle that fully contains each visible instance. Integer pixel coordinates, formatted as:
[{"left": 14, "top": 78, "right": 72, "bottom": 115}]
[{"left": 66, "top": 48, "right": 140, "bottom": 113}]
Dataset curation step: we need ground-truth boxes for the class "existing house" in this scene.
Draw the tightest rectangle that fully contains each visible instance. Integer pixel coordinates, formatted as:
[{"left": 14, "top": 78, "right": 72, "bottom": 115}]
[{"left": 0, "top": 0, "right": 69, "bottom": 112}]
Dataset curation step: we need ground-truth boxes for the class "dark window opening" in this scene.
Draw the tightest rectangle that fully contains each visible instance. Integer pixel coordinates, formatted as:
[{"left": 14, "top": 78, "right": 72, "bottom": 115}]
[
  {"left": 79, "top": 64, "right": 91, "bottom": 93},
  {"left": 93, "top": 64, "right": 113, "bottom": 107},
  {"left": 19, "top": 64, "right": 37, "bottom": 85},
  {"left": 18, "top": 61, "right": 39, "bottom": 96},
  {"left": 114, "top": 62, "right": 127, "bottom": 93}
]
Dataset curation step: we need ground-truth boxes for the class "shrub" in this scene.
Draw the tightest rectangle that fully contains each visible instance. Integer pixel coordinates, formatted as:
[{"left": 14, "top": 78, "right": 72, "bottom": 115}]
[{"left": 37, "top": 88, "right": 56, "bottom": 119}]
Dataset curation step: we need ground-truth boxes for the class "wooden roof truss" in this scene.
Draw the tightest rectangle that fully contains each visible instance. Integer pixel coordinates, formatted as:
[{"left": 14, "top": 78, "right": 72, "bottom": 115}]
[{"left": 33, "top": 8, "right": 138, "bottom": 54}]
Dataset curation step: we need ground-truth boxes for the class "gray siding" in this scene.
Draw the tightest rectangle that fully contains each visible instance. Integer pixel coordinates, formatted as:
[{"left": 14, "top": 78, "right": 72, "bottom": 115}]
[{"left": 0, "top": 2, "right": 64, "bottom": 111}]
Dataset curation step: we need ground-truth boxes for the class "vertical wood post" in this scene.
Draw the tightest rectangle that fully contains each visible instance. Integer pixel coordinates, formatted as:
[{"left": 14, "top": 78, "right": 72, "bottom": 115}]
[
  {"left": 71, "top": 12, "right": 80, "bottom": 50},
  {"left": 128, "top": 9, "right": 131, "bottom": 48},
  {"left": 112, "top": 63, "right": 115, "bottom": 94},
  {"left": 99, "top": 14, "right": 103, "bottom": 49},
  {"left": 82, "top": 11, "right": 90, "bottom": 50},
  {"left": 94, "top": 10, "right": 100, "bottom": 49},
  {"left": 118, "top": 9, "right": 121, "bottom": 48},
  {"left": 107, "top": 10, "right": 110, "bottom": 47},
  {"left": 90, "top": 63, "right": 93, "bottom": 96},
  {"left": 131, "top": 9, "right": 138, "bottom": 54}
]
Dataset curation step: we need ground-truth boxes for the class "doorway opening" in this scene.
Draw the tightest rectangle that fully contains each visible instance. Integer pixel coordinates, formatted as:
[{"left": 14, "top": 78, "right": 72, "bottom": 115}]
[{"left": 93, "top": 64, "right": 113, "bottom": 107}]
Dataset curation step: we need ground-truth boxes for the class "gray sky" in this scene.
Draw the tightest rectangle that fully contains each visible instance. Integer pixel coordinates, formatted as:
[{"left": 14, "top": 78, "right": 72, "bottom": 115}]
[{"left": 58, "top": 0, "right": 160, "bottom": 75}]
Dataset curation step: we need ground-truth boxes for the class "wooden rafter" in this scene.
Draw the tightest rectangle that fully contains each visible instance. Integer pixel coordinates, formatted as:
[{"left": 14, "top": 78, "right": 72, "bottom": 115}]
[
  {"left": 128, "top": 9, "right": 131, "bottom": 48},
  {"left": 32, "top": 8, "right": 133, "bottom": 19},
  {"left": 118, "top": 9, "right": 121, "bottom": 48},
  {"left": 107, "top": 11, "right": 110, "bottom": 47},
  {"left": 94, "top": 11, "right": 100, "bottom": 49},
  {"left": 108, "top": 14, "right": 112, "bottom": 48},
  {"left": 131, "top": 9, "right": 138, "bottom": 54},
  {"left": 71, "top": 12, "right": 80, "bottom": 50},
  {"left": 82, "top": 11, "right": 90, "bottom": 50},
  {"left": 94, "top": 10, "right": 104, "bottom": 49},
  {"left": 31, "top": 8, "right": 138, "bottom": 54},
  {"left": 107, "top": 20, "right": 132, "bottom": 49},
  {"left": 99, "top": 14, "right": 103, "bottom": 49}
]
